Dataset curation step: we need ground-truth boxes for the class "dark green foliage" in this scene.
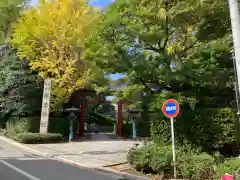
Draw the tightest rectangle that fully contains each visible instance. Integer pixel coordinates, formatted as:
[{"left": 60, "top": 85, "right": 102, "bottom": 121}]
[
  {"left": 6, "top": 116, "right": 71, "bottom": 137},
  {"left": 11, "top": 132, "right": 63, "bottom": 144},
  {"left": 85, "top": 0, "right": 237, "bottom": 155},
  {"left": 86, "top": 105, "right": 116, "bottom": 125},
  {"left": 6, "top": 116, "right": 29, "bottom": 134},
  {"left": 150, "top": 108, "right": 238, "bottom": 156},
  {"left": 26, "top": 117, "right": 72, "bottom": 137},
  {"left": 217, "top": 158, "right": 240, "bottom": 179},
  {"left": 123, "top": 121, "right": 150, "bottom": 137},
  {"left": 5, "top": 116, "right": 64, "bottom": 143},
  {"left": 177, "top": 152, "right": 216, "bottom": 180},
  {"left": 48, "top": 117, "right": 70, "bottom": 136},
  {"left": 127, "top": 144, "right": 173, "bottom": 174},
  {"left": 0, "top": 46, "right": 43, "bottom": 124},
  {"left": 148, "top": 145, "right": 173, "bottom": 174},
  {"left": 150, "top": 113, "right": 171, "bottom": 143},
  {"left": 127, "top": 144, "right": 154, "bottom": 172},
  {"left": 127, "top": 143, "right": 217, "bottom": 179}
]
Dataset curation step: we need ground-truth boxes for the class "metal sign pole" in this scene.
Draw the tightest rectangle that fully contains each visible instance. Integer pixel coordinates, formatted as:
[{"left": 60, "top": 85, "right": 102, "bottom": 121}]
[
  {"left": 162, "top": 99, "right": 179, "bottom": 179},
  {"left": 170, "top": 117, "right": 177, "bottom": 179}
]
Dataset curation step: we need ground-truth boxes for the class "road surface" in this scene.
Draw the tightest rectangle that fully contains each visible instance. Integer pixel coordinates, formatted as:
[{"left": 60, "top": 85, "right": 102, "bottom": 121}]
[{"left": 0, "top": 138, "right": 137, "bottom": 180}]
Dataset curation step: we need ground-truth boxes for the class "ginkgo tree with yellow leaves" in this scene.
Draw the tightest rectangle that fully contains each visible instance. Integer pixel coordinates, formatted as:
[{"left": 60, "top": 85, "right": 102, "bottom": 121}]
[{"left": 11, "top": 0, "right": 108, "bottom": 106}]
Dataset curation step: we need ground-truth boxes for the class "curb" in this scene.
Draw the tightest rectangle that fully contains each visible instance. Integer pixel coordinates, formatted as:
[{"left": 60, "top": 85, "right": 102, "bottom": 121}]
[
  {"left": 94, "top": 167, "right": 150, "bottom": 180},
  {"left": 0, "top": 136, "right": 48, "bottom": 157},
  {"left": 0, "top": 135, "right": 149, "bottom": 180},
  {"left": 53, "top": 157, "right": 149, "bottom": 180}
]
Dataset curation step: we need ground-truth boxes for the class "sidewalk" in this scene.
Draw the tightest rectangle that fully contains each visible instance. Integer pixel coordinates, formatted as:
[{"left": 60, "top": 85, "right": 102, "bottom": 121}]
[
  {"left": 0, "top": 134, "right": 140, "bottom": 168},
  {"left": 0, "top": 134, "right": 150, "bottom": 180}
]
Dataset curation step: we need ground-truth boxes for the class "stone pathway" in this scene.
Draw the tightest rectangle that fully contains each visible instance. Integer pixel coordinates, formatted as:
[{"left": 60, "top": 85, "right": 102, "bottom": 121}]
[{"left": 21, "top": 133, "right": 140, "bottom": 168}]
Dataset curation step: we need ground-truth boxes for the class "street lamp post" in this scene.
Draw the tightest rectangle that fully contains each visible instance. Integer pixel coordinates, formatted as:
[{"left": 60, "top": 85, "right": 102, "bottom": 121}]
[{"left": 127, "top": 108, "right": 142, "bottom": 140}]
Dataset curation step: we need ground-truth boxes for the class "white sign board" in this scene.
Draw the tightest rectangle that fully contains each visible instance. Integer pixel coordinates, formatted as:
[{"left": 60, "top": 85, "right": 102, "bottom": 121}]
[{"left": 40, "top": 79, "right": 51, "bottom": 133}]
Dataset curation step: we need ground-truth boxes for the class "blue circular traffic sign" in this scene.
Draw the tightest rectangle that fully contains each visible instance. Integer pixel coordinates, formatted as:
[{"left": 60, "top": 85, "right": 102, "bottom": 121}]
[{"left": 162, "top": 99, "right": 179, "bottom": 118}]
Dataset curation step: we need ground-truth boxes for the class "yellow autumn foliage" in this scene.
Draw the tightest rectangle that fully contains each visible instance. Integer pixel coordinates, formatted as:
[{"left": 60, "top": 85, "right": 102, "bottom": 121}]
[{"left": 11, "top": 0, "right": 106, "bottom": 106}]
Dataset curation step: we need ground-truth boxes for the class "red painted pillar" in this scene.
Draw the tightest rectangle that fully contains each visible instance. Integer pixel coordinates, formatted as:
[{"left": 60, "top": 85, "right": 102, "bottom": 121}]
[
  {"left": 117, "top": 101, "right": 123, "bottom": 137},
  {"left": 79, "top": 94, "right": 86, "bottom": 137}
]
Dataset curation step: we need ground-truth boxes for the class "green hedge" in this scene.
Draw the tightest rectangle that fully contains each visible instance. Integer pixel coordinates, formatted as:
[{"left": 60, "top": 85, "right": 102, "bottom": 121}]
[
  {"left": 150, "top": 108, "right": 239, "bottom": 155},
  {"left": 123, "top": 121, "right": 150, "bottom": 137},
  {"left": 86, "top": 112, "right": 116, "bottom": 126},
  {"left": 128, "top": 143, "right": 240, "bottom": 179},
  {"left": 6, "top": 116, "right": 72, "bottom": 137},
  {"left": 217, "top": 158, "right": 240, "bottom": 178},
  {"left": 48, "top": 117, "right": 70, "bottom": 136},
  {"left": 8, "top": 132, "right": 63, "bottom": 144}
]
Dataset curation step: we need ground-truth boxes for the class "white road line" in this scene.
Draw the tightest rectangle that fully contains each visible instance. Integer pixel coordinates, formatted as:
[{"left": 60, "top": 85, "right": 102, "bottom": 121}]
[
  {"left": 0, "top": 160, "right": 41, "bottom": 180},
  {"left": 17, "top": 157, "right": 46, "bottom": 161}
]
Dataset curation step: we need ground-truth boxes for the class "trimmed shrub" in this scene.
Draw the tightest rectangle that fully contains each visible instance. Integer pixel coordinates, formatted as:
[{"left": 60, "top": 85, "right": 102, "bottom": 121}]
[
  {"left": 27, "top": 116, "right": 40, "bottom": 133},
  {"left": 127, "top": 144, "right": 173, "bottom": 175},
  {"left": 150, "top": 108, "right": 239, "bottom": 155},
  {"left": 127, "top": 144, "right": 153, "bottom": 172},
  {"left": 149, "top": 145, "right": 172, "bottom": 174},
  {"left": 5, "top": 116, "right": 72, "bottom": 137},
  {"left": 123, "top": 121, "right": 151, "bottom": 137},
  {"left": 150, "top": 114, "right": 171, "bottom": 143},
  {"left": 12, "top": 133, "right": 63, "bottom": 144},
  {"left": 177, "top": 152, "right": 216, "bottom": 180},
  {"left": 128, "top": 143, "right": 217, "bottom": 179},
  {"left": 86, "top": 112, "right": 116, "bottom": 126},
  {"left": 6, "top": 117, "right": 29, "bottom": 134},
  {"left": 48, "top": 117, "right": 69, "bottom": 136}
]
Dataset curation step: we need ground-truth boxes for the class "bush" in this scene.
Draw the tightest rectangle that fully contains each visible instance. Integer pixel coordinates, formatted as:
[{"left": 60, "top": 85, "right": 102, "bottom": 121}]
[
  {"left": 127, "top": 144, "right": 154, "bottom": 172},
  {"left": 86, "top": 112, "right": 116, "bottom": 126},
  {"left": 11, "top": 132, "right": 63, "bottom": 144},
  {"left": 149, "top": 145, "right": 172, "bottom": 174},
  {"left": 127, "top": 143, "right": 173, "bottom": 176},
  {"left": 48, "top": 117, "right": 70, "bottom": 136},
  {"left": 150, "top": 114, "right": 171, "bottom": 143},
  {"left": 177, "top": 152, "right": 216, "bottom": 180},
  {"left": 217, "top": 158, "right": 240, "bottom": 179},
  {"left": 5, "top": 116, "right": 72, "bottom": 137},
  {"left": 123, "top": 121, "right": 151, "bottom": 137},
  {"left": 150, "top": 108, "right": 239, "bottom": 155},
  {"left": 128, "top": 143, "right": 217, "bottom": 179},
  {"left": 6, "top": 117, "right": 29, "bottom": 134}
]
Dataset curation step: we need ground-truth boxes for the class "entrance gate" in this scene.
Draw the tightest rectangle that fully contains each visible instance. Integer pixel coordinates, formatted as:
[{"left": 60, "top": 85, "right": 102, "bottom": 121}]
[{"left": 69, "top": 89, "right": 132, "bottom": 137}]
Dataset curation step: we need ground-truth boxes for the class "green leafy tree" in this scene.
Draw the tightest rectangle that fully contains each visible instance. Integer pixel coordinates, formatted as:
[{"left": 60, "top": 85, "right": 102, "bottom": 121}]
[
  {"left": 0, "top": 46, "right": 43, "bottom": 126},
  {"left": 85, "top": 0, "right": 234, "bottom": 111},
  {"left": 0, "top": 0, "right": 29, "bottom": 43},
  {"left": 84, "top": 0, "right": 237, "bottom": 153}
]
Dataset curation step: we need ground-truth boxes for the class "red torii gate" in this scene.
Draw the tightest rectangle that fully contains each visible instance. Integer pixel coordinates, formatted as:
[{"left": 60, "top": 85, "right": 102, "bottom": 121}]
[
  {"left": 69, "top": 89, "right": 132, "bottom": 137},
  {"left": 116, "top": 100, "right": 132, "bottom": 137}
]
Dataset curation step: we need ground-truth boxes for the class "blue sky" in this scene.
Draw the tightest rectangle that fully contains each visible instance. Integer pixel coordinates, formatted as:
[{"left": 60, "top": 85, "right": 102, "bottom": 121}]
[{"left": 31, "top": 0, "right": 114, "bottom": 8}]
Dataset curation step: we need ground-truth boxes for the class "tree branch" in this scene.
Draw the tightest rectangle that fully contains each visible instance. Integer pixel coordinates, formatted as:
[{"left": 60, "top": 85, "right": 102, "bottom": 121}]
[
  {"left": 145, "top": 44, "right": 162, "bottom": 53},
  {"left": 144, "top": 0, "right": 170, "bottom": 53},
  {"left": 161, "top": 0, "right": 169, "bottom": 50},
  {"left": 177, "top": 40, "right": 198, "bottom": 57}
]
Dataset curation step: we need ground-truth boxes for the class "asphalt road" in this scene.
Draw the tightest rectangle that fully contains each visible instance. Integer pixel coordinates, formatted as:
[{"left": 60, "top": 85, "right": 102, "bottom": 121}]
[{"left": 0, "top": 139, "right": 138, "bottom": 180}]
